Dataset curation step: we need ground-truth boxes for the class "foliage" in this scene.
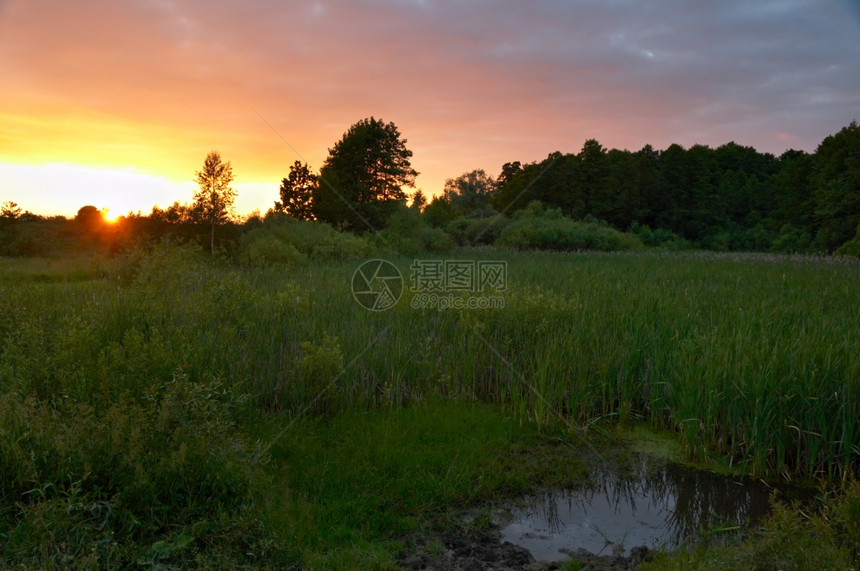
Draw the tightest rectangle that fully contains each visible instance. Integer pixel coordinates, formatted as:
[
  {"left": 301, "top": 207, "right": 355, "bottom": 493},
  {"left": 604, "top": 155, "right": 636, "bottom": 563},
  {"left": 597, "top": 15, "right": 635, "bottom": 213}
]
[
  {"left": 836, "top": 224, "right": 860, "bottom": 258},
  {"left": 423, "top": 195, "right": 461, "bottom": 228},
  {"left": 0, "top": 376, "right": 293, "bottom": 568},
  {"left": 488, "top": 128, "right": 853, "bottom": 253},
  {"left": 495, "top": 201, "right": 641, "bottom": 251},
  {"left": 1, "top": 201, "right": 23, "bottom": 221},
  {"left": 410, "top": 189, "right": 427, "bottom": 212},
  {"left": 296, "top": 335, "right": 345, "bottom": 415},
  {"left": 313, "top": 117, "right": 417, "bottom": 231},
  {"left": 814, "top": 121, "right": 860, "bottom": 251},
  {"left": 6, "top": 120, "right": 860, "bottom": 258},
  {"left": 238, "top": 213, "right": 371, "bottom": 265},
  {"left": 375, "top": 205, "right": 456, "bottom": 255},
  {"left": 445, "top": 216, "right": 509, "bottom": 246},
  {"left": 630, "top": 222, "right": 691, "bottom": 250},
  {"left": 443, "top": 169, "right": 498, "bottom": 218},
  {"left": 275, "top": 160, "right": 317, "bottom": 220},
  {"left": 150, "top": 200, "right": 203, "bottom": 224},
  {"left": 497, "top": 160, "right": 522, "bottom": 189},
  {"left": 2, "top": 231, "right": 860, "bottom": 567},
  {"left": 194, "top": 150, "right": 238, "bottom": 254},
  {"left": 266, "top": 401, "right": 590, "bottom": 568},
  {"left": 74, "top": 204, "right": 105, "bottom": 226},
  {"left": 771, "top": 223, "right": 813, "bottom": 253},
  {"left": 644, "top": 483, "right": 860, "bottom": 570}
]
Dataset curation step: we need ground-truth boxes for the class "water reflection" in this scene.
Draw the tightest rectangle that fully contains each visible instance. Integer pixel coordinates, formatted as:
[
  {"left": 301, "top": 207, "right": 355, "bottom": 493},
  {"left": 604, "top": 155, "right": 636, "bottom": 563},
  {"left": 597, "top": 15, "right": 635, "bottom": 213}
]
[{"left": 498, "top": 455, "right": 804, "bottom": 561}]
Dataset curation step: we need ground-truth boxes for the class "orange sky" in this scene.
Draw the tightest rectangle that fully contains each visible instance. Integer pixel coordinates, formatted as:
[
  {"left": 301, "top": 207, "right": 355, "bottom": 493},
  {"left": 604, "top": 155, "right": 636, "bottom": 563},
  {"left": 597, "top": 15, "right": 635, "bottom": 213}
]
[{"left": 1, "top": 0, "right": 859, "bottom": 217}]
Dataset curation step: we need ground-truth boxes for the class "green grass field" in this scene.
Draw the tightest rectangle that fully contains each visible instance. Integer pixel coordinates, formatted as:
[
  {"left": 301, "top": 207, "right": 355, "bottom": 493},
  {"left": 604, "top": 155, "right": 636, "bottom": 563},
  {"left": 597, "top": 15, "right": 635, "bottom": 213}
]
[{"left": 1, "top": 246, "right": 858, "bottom": 568}]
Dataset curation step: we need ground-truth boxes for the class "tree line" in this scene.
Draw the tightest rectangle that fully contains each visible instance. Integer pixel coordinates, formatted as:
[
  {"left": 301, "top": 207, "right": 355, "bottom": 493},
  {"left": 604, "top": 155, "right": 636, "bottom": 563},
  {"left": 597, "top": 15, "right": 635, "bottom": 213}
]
[
  {"left": 271, "top": 117, "right": 860, "bottom": 254},
  {"left": 489, "top": 123, "right": 860, "bottom": 253},
  {"left": 2, "top": 119, "right": 859, "bottom": 256}
]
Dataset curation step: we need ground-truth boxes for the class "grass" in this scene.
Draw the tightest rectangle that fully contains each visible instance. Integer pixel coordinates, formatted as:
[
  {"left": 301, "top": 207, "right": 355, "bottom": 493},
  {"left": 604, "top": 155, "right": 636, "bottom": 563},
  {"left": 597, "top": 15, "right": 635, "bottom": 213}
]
[
  {"left": 257, "top": 400, "right": 591, "bottom": 568},
  {"left": 643, "top": 481, "right": 860, "bottom": 570},
  {"left": 1, "top": 244, "right": 858, "bottom": 567}
]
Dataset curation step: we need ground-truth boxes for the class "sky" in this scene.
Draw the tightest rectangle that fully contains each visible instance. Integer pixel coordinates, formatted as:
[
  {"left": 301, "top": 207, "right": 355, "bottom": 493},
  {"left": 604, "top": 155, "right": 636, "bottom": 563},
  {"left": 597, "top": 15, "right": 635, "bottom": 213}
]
[{"left": 1, "top": 0, "right": 859, "bottom": 218}]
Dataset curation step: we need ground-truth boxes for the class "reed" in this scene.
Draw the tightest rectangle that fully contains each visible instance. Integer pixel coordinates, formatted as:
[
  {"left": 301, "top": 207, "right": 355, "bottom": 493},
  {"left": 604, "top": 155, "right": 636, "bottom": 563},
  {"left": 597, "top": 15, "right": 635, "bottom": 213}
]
[{"left": 1, "top": 247, "right": 858, "bottom": 483}]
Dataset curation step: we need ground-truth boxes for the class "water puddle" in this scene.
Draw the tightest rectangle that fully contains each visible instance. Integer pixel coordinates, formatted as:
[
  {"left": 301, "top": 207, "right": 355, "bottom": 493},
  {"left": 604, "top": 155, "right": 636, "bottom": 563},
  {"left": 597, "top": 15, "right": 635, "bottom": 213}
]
[{"left": 497, "top": 454, "right": 810, "bottom": 561}]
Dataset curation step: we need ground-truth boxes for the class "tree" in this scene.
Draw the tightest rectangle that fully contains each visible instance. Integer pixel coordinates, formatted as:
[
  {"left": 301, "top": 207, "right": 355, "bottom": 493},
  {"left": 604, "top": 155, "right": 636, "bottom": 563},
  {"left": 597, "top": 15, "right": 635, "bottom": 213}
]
[
  {"left": 275, "top": 160, "right": 316, "bottom": 220},
  {"left": 1, "top": 201, "right": 22, "bottom": 222},
  {"left": 410, "top": 190, "right": 427, "bottom": 212},
  {"left": 194, "top": 150, "right": 237, "bottom": 254},
  {"left": 151, "top": 201, "right": 199, "bottom": 224},
  {"left": 773, "top": 150, "right": 815, "bottom": 231},
  {"left": 813, "top": 121, "right": 860, "bottom": 251},
  {"left": 422, "top": 195, "right": 460, "bottom": 228},
  {"left": 497, "top": 161, "right": 522, "bottom": 189},
  {"left": 75, "top": 205, "right": 105, "bottom": 227},
  {"left": 573, "top": 139, "right": 611, "bottom": 219},
  {"left": 443, "top": 169, "right": 498, "bottom": 217},
  {"left": 313, "top": 117, "right": 417, "bottom": 231},
  {"left": 492, "top": 161, "right": 541, "bottom": 213}
]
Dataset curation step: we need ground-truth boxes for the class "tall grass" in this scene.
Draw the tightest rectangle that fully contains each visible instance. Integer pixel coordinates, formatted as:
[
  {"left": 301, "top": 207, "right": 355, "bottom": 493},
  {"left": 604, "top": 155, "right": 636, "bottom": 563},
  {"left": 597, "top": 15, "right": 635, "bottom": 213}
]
[{"left": 1, "top": 247, "right": 858, "bottom": 487}]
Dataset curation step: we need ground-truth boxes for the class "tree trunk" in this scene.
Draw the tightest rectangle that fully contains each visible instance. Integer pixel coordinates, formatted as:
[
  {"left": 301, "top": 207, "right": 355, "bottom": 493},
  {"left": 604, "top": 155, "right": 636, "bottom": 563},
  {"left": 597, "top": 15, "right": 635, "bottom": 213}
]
[{"left": 210, "top": 221, "right": 215, "bottom": 255}]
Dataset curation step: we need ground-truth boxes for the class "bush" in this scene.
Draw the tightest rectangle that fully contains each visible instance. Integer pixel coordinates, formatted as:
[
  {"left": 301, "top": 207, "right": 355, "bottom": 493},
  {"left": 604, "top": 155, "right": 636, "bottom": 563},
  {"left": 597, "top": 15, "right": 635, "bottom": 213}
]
[
  {"left": 0, "top": 374, "right": 295, "bottom": 568},
  {"left": 375, "top": 205, "right": 456, "bottom": 254},
  {"left": 630, "top": 222, "right": 691, "bottom": 250},
  {"left": 835, "top": 224, "right": 860, "bottom": 258},
  {"left": 646, "top": 484, "right": 860, "bottom": 569},
  {"left": 419, "top": 226, "right": 456, "bottom": 253},
  {"left": 240, "top": 234, "right": 307, "bottom": 266},
  {"left": 238, "top": 216, "right": 370, "bottom": 265},
  {"left": 772, "top": 223, "right": 813, "bottom": 253},
  {"left": 495, "top": 201, "right": 640, "bottom": 252},
  {"left": 446, "top": 216, "right": 509, "bottom": 246},
  {"left": 699, "top": 223, "right": 774, "bottom": 252}
]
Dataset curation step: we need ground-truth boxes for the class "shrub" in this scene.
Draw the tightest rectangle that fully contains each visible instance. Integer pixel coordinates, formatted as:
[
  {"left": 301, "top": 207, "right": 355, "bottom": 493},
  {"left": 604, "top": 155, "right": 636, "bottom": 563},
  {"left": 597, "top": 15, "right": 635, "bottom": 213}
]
[
  {"left": 240, "top": 234, "right": 307, "bottom": 266},
  {"left": 630, "top": 222, "right": 691, "bottom": 250},
  {"left": 835, "top": 224, "right": 860, "bottom": 258},
  {"left": 297, "top": 335, "right": 345, "bottom": 415},
  {"left": 375, "top": 205, "right": 456, "bottom": 254},
  {"left": 0, "top": 374, "right": 294, "bottom": 568},
  {"left": 419, "top": 226, "right": 456, "bottom": 253},
  {"left": 495, "top": 201, "right": 640, "bottom": 252},
  {"left": 238, "top": 216, "right": 370, "bottom": 265},
  {"left": 446, "top": 216, "right": 509, "bottom": 246}
]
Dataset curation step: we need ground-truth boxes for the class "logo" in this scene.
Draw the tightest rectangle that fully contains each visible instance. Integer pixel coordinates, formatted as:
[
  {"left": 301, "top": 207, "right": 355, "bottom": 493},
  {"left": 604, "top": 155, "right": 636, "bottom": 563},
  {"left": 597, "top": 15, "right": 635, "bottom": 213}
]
[{"left": 351, "top": 259, "right": 404, "bottom": 311}]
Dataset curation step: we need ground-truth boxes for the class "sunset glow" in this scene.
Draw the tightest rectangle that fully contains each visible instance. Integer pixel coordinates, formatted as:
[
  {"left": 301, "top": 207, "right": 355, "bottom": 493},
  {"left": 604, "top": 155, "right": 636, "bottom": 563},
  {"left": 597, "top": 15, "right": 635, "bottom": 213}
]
[
  {"left": 1, "top": 0, "right": 858, "bottom": 218},
  {"left": 102, "top": 209, "right": 121, "bottom": 223}
]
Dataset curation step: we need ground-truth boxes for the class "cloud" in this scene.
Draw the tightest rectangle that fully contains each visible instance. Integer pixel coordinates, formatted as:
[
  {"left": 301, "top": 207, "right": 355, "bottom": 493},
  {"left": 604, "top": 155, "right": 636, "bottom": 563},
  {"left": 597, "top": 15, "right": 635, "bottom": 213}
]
[{"left": 1, "top": 0, "right": 858, "bottom": 214}]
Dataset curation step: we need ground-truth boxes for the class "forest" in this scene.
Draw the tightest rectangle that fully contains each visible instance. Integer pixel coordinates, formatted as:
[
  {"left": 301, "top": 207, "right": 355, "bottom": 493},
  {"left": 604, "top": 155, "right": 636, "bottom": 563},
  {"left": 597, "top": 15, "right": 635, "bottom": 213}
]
[{"left": 2, "top": 119, "right": 859, "bottom": 259}]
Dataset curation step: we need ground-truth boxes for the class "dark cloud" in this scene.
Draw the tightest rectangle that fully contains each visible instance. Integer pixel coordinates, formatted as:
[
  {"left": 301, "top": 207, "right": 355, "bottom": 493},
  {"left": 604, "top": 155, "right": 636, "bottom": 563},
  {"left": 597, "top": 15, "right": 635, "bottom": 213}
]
[{"left": 1, "top": 0, "right": 858, "bottom": 209}]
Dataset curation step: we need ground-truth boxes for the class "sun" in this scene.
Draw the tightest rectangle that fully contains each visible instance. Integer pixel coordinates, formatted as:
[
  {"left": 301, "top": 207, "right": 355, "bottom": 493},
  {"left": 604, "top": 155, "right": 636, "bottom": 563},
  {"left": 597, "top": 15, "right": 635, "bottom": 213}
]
[{"left": 102, "top": 208, "right": 121, "bottom": 223}]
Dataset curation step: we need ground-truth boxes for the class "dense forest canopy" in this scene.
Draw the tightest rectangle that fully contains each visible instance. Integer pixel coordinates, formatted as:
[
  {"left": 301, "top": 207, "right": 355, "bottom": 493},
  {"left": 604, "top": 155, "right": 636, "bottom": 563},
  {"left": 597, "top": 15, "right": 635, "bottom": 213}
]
[
  {"left": 493, "top": 121, "right": 859, "bottom": 252},
  {"left": 2, "top": 120, "right": 859, "bottom": 256}
]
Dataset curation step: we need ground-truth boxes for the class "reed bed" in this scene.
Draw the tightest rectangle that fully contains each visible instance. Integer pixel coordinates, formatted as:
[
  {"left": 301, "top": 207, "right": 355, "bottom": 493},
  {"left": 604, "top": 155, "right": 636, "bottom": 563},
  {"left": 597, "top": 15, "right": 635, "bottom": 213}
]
[{"left": 1, "top": 246, "right": 858, "bottom": 483}]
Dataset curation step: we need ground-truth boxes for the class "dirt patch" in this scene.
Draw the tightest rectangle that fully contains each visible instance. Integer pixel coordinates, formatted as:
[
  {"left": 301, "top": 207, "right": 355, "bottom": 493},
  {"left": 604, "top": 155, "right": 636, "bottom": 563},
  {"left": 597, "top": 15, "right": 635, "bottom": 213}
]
[{"left": 397, "top": 525, "right": 652, "bottom": 570}]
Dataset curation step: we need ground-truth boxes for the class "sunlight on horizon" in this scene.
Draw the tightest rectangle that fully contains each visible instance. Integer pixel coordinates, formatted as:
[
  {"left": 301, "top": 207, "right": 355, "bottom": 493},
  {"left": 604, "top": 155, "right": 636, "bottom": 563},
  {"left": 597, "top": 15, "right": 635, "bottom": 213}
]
[{"left": 0, "top": 162, "right": 278, "bottom": 218}]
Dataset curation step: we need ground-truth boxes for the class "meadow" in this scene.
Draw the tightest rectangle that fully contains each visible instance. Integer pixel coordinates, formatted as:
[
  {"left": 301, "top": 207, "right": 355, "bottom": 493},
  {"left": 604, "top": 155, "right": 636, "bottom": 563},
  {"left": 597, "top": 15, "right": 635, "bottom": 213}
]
[{"left": 1, "top": 245, "right": 859, "bottom": 568}]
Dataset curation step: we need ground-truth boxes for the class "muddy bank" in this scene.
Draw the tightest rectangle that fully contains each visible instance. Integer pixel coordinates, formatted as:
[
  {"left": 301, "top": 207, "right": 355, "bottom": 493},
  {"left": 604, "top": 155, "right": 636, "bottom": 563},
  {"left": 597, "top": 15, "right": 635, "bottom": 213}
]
[
  {"left": 395, "top": 450, "right": 817, "bottom": 570},
  {"left": 397, "top": 526, "right": 652, "bottom": 570}
]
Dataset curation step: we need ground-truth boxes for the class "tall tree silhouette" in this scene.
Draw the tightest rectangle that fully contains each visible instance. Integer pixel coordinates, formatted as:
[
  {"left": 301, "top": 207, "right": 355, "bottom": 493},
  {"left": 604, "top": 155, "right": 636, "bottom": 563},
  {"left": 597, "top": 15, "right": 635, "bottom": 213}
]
[
  {"left": 194, "top": 151, "right": 237, "bottom": 254},
  {"left": 313, "top": 117, "right": 417, "bottom": 231},
  {"left": 275, "top": 161, "right": 316, "bottom": 220}
]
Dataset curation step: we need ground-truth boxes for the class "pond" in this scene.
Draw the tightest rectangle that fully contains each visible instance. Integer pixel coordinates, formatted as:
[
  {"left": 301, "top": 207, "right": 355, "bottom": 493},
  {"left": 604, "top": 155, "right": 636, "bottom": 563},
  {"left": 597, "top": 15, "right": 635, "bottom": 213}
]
[{"left": 496, "top": 454, "right": 811, "bottom": 561}]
